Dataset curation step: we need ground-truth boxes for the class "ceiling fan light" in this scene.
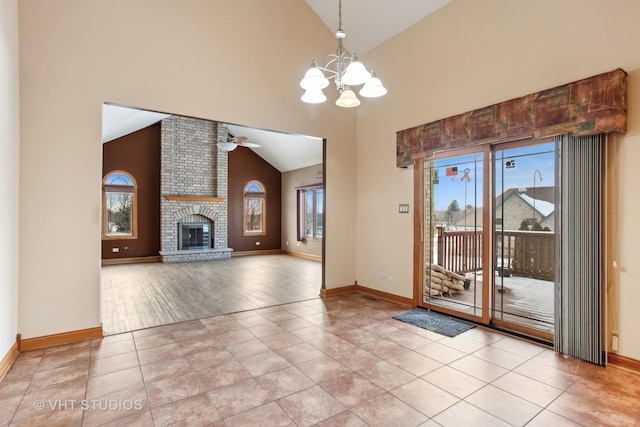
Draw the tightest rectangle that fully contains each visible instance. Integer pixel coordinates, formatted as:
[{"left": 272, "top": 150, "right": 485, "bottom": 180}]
[
  {"left": 240, "top": 142, "right": 261, "bottom": 148},
  {"left": 359, "top": 75, "right": 387, "bottom": 98},
  {"left": 342, "top": 59, "right": 370, "bottom": 86},
  {"left": 335, "top": 89, "right": 360, "bottom": 108},
  {"left": 300, "top": 64, "right": 330, "bottom": 90},
  {"left": 301, "top": 88, "right": 327, "bottom": 104},
  {"left": 217, "top": 142, "right": 237, "bottom": 152}
]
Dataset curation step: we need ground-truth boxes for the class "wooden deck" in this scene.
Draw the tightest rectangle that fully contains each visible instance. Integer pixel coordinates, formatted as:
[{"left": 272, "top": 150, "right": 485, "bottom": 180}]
[
  {"left": 425, "top": 273, "right": 554, "bottom": 333},
  {"left": 101, "top": 254, "right": 322, "bottom": 335}
]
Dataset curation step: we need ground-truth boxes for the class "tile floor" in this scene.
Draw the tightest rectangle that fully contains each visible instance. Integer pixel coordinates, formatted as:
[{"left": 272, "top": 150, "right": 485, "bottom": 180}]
[{"left": 1, "top": 293, "right": 639, "bottom": 426}]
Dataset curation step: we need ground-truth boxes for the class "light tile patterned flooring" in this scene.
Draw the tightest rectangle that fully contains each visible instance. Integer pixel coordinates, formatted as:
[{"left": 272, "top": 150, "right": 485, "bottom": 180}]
[{"left": 1, "top": 293, "right": 639, "bottom": 426}]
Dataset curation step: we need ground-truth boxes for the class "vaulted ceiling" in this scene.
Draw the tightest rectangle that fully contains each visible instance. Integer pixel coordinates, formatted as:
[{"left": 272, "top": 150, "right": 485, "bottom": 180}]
[
  {"left": 304, "top": 0, "right": 452, "bottom": 55},
  {"left": 102, "top": 1, "right": 452, "bottom": 172}
]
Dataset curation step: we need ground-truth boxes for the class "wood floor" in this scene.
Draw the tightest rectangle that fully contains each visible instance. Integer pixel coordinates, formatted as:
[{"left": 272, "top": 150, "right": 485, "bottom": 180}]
[
  {"left": 101, "top": 254, "right": 322, "bottom": 335},
  {"left": 426, "top": 273, "right": 554, "bottom": 334}
]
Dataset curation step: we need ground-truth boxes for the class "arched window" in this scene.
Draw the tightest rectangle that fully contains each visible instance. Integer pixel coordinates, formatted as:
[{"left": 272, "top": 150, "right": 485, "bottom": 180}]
[
  {"left": 243, "top": 180, "right": 266, "bottom": 235},
  {"left": 103, "top": 171, "right": 137, "bottom": 239}
]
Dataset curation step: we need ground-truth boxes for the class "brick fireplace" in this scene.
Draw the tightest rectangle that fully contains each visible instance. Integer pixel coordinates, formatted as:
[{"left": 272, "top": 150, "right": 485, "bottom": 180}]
[{"left": 158, "top": 116, "right": 233, "bottom": 262}]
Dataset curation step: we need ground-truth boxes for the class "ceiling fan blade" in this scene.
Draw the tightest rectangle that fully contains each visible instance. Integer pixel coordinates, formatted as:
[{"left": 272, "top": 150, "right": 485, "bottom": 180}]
[
  {"left": 239, "top": 142, "right": 261, "bottom": 148},
  {"left": 230, "top": 136, "right": 248, "bottom": 143}
]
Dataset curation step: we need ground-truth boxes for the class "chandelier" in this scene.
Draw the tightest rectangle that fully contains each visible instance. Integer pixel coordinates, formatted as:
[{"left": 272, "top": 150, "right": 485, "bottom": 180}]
[{"left": 299, "top": 0, "right": 387, "bottom": 108}]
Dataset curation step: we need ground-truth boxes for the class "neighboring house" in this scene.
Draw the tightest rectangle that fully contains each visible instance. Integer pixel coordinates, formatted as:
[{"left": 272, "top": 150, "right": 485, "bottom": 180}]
[
  {"left": 445, "top": 186, "right": 555, "bottom": 232},
  {"left": 452, "top": 206, "right": 483, "bottom": 231},
  {"left": 495, "top": 187, "right": 555, "bottom": 231}
]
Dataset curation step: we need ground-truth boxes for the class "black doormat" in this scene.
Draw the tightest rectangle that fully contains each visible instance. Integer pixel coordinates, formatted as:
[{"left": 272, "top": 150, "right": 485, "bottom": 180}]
[{"left": 393, "top": 309, "right": 476, "bottom": 337}]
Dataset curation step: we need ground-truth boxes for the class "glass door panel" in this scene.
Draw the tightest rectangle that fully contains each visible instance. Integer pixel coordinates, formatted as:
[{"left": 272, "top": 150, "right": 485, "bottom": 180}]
[
  {"left": 493, "top": 142, "right": 556, "bottom": 336},
  {"left": 423, "top": 152, "right": 484, "bottom": 319}
]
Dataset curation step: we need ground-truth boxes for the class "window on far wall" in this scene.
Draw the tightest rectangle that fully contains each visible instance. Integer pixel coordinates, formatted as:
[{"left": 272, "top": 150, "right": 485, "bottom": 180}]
[
  {"left": 244, "top": 180, "right": 266, "bottom": 235},
  {"left": 103, "top": 171, "right": 137, "bottom": 239},
  {"left": 297, "top": 185, "right": 323, "bottom": 241}
]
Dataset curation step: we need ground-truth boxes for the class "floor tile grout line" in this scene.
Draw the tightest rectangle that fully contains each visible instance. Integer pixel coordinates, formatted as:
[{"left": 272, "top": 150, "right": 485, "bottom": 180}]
[
  {"left": 5, "top": 294, "right": 639, "bottom": 426},
  {"left": 202, "top": 306, "right": 297, "bottom": 422},
  {"left": 190, "top": 306, "right": 329, "bottom": 425},
  {"left": 456, "top": 348, "right": 584, "bottom": 425},
  {"left": 132, "top": 331, "right": 158, "bottom": 426},
  {"left": 4, "top": 357, "right": 39, "bottom": 426},
  {"left": 143, "top": 316, "right": 243, "bottom": 423},
  {"left": 539, "top": 392, "right": 583, "bottom": 426},
  {"left": 247, "top": 305, "right": 394, "bottom": 425}
]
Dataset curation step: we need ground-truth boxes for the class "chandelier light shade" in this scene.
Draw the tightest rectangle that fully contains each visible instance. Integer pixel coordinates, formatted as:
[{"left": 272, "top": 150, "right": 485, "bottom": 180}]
[
  {"left": 359, "top": 72, "right": 387, "bottom": 98},
  {"left": 301, "top": 88, "right": 328, "bottom": 104},
  {"left": 299, "top": 0, "right": 386, "bottom": 108},
  {"left": 341, "top": 57, "right": 371, "bottom": 86},
  {"left": 335, "top": 89, "right": 360, "bottom": 108},
  {"left": 300, "top": 62, "right": 330, "bottom": 90}
]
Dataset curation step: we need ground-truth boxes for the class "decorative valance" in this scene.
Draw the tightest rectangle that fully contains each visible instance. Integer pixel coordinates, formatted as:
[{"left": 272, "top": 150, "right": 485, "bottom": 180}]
[{"left": 396, "top": 68, "right": 627, "bottom": 167}]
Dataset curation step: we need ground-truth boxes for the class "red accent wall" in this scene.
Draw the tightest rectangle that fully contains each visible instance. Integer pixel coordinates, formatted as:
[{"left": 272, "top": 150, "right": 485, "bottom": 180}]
[
  {"left": 102, "top": 123, "right": 161, "bottom": 259},
  {"left": 228, "top": 148, "right": 281, "bottom": 251}
]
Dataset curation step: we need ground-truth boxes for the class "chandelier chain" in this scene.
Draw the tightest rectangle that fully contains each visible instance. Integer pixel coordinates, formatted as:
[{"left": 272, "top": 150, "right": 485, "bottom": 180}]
[{"left": 338, "top": 0, "right": 342, "bottom": 30}]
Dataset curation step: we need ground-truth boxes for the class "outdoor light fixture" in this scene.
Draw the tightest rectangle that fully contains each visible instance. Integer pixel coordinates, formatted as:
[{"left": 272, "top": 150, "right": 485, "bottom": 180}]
[
  {"left": 533, "top": 169, "right": 542, "bottom": 220},
  {"left": 299, "top": 0, "right": 387, "bottom": 108}
]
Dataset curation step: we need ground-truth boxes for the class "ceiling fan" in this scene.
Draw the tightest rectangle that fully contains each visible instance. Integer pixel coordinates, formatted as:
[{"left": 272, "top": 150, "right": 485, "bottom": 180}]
[{"left": 217, "top": 136, "right": 261, "bottom": 152}]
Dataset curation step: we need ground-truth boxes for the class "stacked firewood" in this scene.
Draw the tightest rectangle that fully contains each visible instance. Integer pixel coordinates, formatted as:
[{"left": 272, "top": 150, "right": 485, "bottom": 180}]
[{"left": 425, "top": 264, "right": 467, "bottom": 296}]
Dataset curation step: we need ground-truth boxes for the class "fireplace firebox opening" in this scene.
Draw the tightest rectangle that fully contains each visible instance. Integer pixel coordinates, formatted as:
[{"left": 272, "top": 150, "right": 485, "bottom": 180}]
[{"left": 178, "top": 222, "right": 212, "bottom": 250}]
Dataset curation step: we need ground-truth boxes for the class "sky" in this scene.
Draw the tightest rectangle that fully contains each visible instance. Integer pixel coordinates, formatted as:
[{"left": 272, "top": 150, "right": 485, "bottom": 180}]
[{"left": 430, "top": 141, "right": 556, "bottom": 211}]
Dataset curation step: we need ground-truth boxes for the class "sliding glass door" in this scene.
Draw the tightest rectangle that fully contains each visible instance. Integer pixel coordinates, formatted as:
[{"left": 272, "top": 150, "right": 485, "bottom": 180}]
[
  {"left": 493, "top": 141, "right": 556, "bottom": 339},
  {"left": 420, "top": 140, "right": 557, "bottom": 341},
  {"left": 422, "top": 151, "right": 485, "bottom": 322}
]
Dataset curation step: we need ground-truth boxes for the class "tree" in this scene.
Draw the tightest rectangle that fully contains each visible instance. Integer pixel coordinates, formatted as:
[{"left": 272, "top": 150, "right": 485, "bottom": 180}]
[
  {"left": 111, "top": 194, "right": 132, "bottom": 233},
  {"left": 245, "top": 198, "right": 263, "bottom": 231},
  {"left": 445, "top": 200, "right": 460, "bottom": 224}
]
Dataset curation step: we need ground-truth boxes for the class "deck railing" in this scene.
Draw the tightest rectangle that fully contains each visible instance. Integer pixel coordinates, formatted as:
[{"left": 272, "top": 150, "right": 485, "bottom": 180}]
[
  {"left": 437, "top": 227, "right": 555, "bottom": 280},
  {"left": 436, "top": 227, "right": 483, "bottom": 274}
]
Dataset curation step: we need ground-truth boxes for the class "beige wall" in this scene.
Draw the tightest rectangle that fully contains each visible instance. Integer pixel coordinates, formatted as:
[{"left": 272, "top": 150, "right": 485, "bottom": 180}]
[
  {"left": 0, "top": 0, "right": 20, "bottom": 358},
  {"left": 282, "top": 164, "right": 324, "bottom": 259},
  {"left": 17, "top": 0, "right": 356, "bottom": 339},
  {"left": 355, "top": 0, "right": 640, "bottom": 360},
  {"left": 15, "top": 0, "right": 640, "bottom": 362}
]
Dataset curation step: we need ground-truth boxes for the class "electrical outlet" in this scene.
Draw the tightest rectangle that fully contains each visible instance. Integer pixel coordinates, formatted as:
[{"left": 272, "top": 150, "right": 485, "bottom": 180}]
[
  {"left": 380, "top": 272, "right": 388, "bottom": 280},
  {"left": 612, "top": 335, "right": 619, "bottom": 351},
  {"left": 285, "top": 240, "right": 289, "bottom": 246}
]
